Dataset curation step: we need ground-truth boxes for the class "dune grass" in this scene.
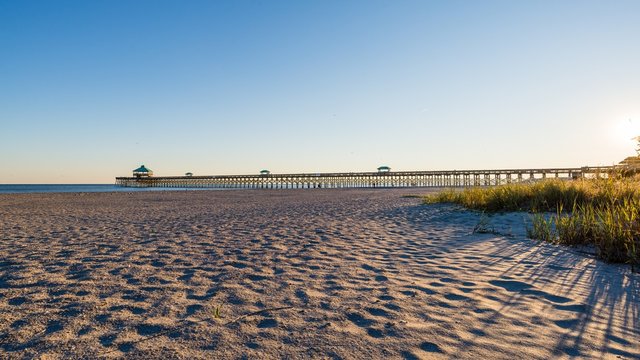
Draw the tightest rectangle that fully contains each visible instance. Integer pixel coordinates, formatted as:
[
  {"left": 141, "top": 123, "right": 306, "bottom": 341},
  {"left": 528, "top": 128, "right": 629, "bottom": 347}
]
[
  {"left": 424, "top": 178, "right": 640, "bottom": 212},
  {"left": 424, "top": 178, "right": 640, "bottom": 268}
]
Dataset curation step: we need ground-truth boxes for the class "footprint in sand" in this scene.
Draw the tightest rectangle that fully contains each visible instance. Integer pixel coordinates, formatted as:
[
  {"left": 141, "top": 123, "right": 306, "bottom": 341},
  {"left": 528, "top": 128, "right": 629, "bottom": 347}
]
[
  {"left": 420, "top": 341, "right": 444, "bottom": 353},
  {"left": 361, "top": 264, "right": 384, "bottom": 273},
  {"left": 554, "top": 318, "right": 580, "bottom": 329},
  {"left": 136, "top": 324, "right": 166, "bottom": 336},
  {"left": 400, "top": 350, "right": 420, "bottom": 360},
  {"left": 434, "top": 301, "right": 455, "bottom": 309},
  {"left": 347, "top": 312, "right": 375, "bottom": 327},
  {"left": 94, "top": 313, "right": 111, "bottom": 324},
  {"left": 488, "top": 280, "right": 531, "bottom": 291},
  {"left": 150, "top": 260, "right": 165, "bottom": 267},
  {"left": 473, "top": 308, "right": 493, "bottom": 314},
  {"left": 554, "top": 303, "right": 587, "bottom": 313},
  {"left": 178, "top": 270, "right": 196, "bottom": 282},
  {"left": 10, "top": 319, "right": 28, "bottom": 329},
  {"left": 125, "top": 277, "right": 142, "bottom": 285},
  {"left": 405, "top": 285, "right": 437, "bottom": 295},
  {"left": 117, "top": 342, "right": 135, "bottom": 353},
  {"left": 186, "top": 304, "right": 204, "bottom": 316},
  {"left": 383, "top": 303, "right": 402, "bottom": 311},
  {"left": 60, "top": 303, "right": 82, "bottom": 318},
  {"left": 366, "top": 307, "right": 392, "bottom": 318},
  {"left": 45, "top": 320, "right": 63, "bottom": 334},
  {"left": 488, "top": 279, "right": 573, "bottom": 304},
  {"left": 99, "top": 334, "right": 117, "bottom": 347},
  {"left": 77, "top": 326, "right": 92, "bottom": 336},
  {"left": 468, "top": 328, "right": 486, "bottom": 336},
  {"left": 367, "top": 328, "right": 385, "bottom": 338},
  {"left": 295, "top": 288, "right": 310, "bottom": 304},
  {"left": 247, "top": 274, "right": 270, "bottom": 282},
  {"left": 121, "top": 292, "right": 147, "bottom": 302},
  {"left": 257, "top": 318, "right": 278, "bottom": 329},
  {"left": 520, "top": 289, "right": 572, "bottom": 304},
  {"left": 400, "top": 290, "right": 417, "bottom": 297},
  {"left": 8, "top": 297, "right": 27, "bottom": 306},
  {"left": 444, "top": 293, "right": 469, "bottom": 301},
  {"left": 49, "top": 289, "right": 69, "bottom": 297},
  {"left": 246, "top": 341, "right": 260, "bottom": 349}
]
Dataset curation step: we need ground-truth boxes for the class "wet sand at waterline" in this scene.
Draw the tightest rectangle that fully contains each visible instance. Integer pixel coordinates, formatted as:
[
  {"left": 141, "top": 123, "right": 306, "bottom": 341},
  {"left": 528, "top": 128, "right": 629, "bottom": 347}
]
[{"left": 0, "top": 189, "right": 638, "bottom": 359}]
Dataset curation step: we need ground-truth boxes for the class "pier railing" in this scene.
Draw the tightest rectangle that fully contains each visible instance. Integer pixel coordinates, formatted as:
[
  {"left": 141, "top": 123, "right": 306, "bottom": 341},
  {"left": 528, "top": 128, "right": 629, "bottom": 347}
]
[{"left": 115, "top": 166, "right": 616, "bottom": 189}]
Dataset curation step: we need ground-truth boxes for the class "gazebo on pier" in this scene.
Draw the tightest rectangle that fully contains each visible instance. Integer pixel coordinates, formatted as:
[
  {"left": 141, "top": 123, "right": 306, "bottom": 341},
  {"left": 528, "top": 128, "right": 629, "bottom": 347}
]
[
  {"left": 377, "top": 166, "right": 391, "bottom": 173},
  {"left": 133, "top": 165, "right": 153, "bottom": 178}
]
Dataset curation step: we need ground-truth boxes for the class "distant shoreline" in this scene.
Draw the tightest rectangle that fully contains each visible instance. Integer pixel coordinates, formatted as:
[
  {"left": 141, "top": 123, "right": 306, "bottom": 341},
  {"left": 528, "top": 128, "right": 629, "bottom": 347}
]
[
  {"left": 0, "top": 184, "right": 434, "bottom": 195},
  {"left": 0, "top": 184, "right": 234, "bottom": 194}
]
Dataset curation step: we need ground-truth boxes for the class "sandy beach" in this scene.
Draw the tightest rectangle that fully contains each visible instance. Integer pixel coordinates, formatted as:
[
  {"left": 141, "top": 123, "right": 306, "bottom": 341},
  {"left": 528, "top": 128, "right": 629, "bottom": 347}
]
[{"left": 0, "top": 189, "right": 638, "bottom": 359}]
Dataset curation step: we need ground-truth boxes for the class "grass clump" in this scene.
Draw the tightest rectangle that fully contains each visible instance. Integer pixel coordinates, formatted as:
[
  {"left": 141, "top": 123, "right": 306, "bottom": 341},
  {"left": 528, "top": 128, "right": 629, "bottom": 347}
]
[
  {"left": 526, "top": 213, "right": 555, "bottom": 243},
  {"left": 426, "top": 178, "right": 640, "bottom": 268},
  {"left": 213, "top": 304, "right": 223, "bottom": 319},
  {"left": 424, "top": 178, "right": 639, "bottom": 212}
]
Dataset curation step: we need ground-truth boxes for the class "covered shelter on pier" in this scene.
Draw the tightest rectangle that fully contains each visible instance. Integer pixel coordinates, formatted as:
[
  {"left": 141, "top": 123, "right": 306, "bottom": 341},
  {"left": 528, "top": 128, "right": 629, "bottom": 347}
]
[{"left": 133, "top": 165, "right": 153, "bottom": 178}]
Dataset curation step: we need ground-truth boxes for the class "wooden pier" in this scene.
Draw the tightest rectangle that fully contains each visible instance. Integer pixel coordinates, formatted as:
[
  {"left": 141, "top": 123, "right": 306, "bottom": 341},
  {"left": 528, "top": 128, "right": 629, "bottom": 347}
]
[{"left": 115, "top": 166, "right": 615, "bottom": 189}]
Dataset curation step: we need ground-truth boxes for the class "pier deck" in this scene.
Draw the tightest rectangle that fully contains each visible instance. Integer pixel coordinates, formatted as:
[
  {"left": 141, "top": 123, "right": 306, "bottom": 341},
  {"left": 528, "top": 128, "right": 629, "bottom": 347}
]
[{"left": 115, "top": 166, "right": 615, "bottom": 189}]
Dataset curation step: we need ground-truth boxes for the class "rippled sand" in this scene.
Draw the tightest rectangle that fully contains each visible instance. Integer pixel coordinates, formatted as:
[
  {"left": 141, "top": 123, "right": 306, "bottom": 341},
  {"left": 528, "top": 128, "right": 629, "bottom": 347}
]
[{"left": 0, "top": 189, "right": 638, "bottom": 359}]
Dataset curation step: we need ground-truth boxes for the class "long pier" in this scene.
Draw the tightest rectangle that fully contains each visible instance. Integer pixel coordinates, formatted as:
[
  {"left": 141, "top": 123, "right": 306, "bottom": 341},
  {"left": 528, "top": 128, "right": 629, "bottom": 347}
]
[{"left": 115, "top": 166, "right": 615, "bottom": 189}]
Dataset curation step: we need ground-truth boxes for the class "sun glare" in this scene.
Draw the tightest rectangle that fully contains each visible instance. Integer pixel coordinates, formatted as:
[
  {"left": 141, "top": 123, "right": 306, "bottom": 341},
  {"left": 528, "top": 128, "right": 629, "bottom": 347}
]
[{"left": 612, "top": 117, "right": 640, "bottom": 145}]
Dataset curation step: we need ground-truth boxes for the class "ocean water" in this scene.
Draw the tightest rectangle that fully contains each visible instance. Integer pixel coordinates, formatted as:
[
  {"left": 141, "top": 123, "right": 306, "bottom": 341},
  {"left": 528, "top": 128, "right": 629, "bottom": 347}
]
[{"left": 0, "top": 184, "right": 217, "bottom": 194}]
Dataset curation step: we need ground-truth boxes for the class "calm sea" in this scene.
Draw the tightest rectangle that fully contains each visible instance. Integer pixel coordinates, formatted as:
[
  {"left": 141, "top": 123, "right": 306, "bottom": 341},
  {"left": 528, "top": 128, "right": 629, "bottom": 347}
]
[{"left": 0, "top": 184, "right": 216, "bottom": 194}]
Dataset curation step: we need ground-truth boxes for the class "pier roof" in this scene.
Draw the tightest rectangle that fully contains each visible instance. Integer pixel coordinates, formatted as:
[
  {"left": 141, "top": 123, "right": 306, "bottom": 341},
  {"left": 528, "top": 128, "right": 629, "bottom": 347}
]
[{"left": 133, "top": 165, "right": 152, "bottom": 173}]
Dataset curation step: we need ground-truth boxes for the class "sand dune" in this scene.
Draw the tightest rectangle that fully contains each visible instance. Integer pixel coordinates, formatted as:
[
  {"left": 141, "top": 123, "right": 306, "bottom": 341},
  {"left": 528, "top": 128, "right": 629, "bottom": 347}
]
[{"left": 0, "top": 189, "right": 638, "bottom": 359}]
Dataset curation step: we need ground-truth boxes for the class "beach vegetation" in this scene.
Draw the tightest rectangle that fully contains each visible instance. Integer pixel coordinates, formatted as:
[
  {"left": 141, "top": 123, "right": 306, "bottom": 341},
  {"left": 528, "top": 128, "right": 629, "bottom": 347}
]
[
  {"left": 425, "top": 177, "right": 640, "bottom": 269},
  {"left": 472, "top": 213, "right": 495, "bottom": 234},
  {"left": 213, "top": 304, "right": 223, "bottom": 319},
  {"left": 425, "top": 177, "right": 640, "bottom": 212},
  {"left": 526, "top": 213, "right": 555, "bottom": 243}
]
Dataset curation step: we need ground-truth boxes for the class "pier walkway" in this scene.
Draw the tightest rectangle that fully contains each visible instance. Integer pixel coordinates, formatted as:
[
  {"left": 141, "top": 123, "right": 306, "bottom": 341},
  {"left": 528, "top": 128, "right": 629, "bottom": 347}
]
[{"left": 115, "top": 166, "right": 615, "bottom": 189}]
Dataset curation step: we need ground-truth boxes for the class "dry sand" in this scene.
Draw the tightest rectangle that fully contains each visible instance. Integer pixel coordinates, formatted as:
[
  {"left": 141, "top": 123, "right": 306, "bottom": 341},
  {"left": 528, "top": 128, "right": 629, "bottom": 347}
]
[{"left": 0, "top": 189, "right": 638, "bottom": 359}]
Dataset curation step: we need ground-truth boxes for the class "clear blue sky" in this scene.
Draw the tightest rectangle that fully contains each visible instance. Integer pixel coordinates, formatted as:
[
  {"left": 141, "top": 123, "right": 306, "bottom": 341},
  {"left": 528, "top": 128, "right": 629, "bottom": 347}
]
[{"left": 1, "top": 0, "right": 639, "bottom": 183}]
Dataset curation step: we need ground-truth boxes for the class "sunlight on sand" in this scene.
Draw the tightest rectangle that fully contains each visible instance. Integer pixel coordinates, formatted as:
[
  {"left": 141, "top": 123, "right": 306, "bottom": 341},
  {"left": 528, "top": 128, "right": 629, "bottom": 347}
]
[{"left": 0, "top": 189, "right": 637, "bottom": 359}]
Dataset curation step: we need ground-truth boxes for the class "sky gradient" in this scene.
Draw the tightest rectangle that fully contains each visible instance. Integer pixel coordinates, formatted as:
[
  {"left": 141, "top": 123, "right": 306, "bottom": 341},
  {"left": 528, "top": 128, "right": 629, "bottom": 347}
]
[{"left": 1, "top": 0, "right": 639, "bottom": 183}]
